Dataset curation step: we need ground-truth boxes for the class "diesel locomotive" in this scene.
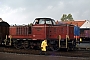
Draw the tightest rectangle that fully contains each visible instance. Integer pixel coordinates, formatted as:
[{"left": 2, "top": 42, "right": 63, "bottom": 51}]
[{"left": 1, "top": 18, "right": 79, "bottom": 51}]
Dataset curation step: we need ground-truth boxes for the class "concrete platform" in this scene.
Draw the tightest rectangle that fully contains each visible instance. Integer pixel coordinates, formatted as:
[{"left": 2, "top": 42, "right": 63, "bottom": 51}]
[{"left": 77, "top": 43, "right": 90, "bottom": 48}]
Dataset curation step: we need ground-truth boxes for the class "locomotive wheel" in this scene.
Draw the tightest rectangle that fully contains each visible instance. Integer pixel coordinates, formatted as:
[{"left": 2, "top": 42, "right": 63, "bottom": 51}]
[
  {"left": 14, "top": 41, "right": 23, "bottom": 49},
  {"left": 23, "top": 41, "right": 30, "bottom": 49},
  {"left": 49, "top": 40, "right": 60, "bottom": 51}
]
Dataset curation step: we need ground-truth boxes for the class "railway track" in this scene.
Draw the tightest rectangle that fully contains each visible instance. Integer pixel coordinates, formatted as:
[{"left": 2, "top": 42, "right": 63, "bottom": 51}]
[{"left": 0, "top": 46, "right": 90, "bottom": 58}]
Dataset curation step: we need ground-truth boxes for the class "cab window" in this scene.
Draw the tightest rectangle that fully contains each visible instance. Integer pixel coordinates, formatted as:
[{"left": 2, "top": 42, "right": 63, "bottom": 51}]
[
  {"left": 46, "top": 19, "right": 52, "bottom": 24},
  {"left": 39, "top": 19, "right": 45, "bottom": 24}
]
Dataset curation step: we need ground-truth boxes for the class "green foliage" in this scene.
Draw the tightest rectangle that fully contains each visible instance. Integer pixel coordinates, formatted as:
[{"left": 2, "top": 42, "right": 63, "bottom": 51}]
[
  {"left": 28, "top": 23, "right": 33, "bottom": 26},
  {"left": 61, "top": 14, "right": 74, "bottom": 21},
  {"left": 61, "top": 14, "right": 67, "bottom": 21}
]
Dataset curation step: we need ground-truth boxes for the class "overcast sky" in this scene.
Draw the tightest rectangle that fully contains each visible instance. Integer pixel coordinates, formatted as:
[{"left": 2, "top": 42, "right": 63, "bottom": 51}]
[{"left": 0, "top": 0, "right": 90, "bottom": 24}]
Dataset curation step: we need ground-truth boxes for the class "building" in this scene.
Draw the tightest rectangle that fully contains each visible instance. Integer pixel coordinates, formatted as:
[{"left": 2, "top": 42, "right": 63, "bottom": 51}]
[{"left": 62, "top": 20, "right": 86, "bottom": 28}]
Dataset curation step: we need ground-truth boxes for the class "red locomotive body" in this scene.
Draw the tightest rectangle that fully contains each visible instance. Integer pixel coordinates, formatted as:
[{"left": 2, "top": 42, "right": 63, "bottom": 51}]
[
  {"left": 32, "top": 24, "right": 46, "bottom": 40},
  {"left": 9, "top": 26, "right": 32, "bottom": 39},
  {"left": 46, "top": 25, "right": 74, "bottom": 40},
  {"left": 5, "top": 18, "right": 76, "bottom": 51}
]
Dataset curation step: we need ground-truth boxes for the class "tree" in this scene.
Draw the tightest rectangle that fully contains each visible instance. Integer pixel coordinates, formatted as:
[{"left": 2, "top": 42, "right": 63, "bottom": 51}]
[
  {"left": 28, "top": 23, "right": 33, "bottom": 26},
  {"left": 61, "top": 14, "right": 74, "bottom": 21},
  {"left": 61, "top": 14, "right": 67, "bottom": 21},
  {"left": 67, "top": 14, "right": 74, "bottom": 21}
]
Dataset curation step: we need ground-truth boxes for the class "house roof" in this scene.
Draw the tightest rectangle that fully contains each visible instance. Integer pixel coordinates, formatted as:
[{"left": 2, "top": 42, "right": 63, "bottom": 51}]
[
  {"left": 80, "top": 20, "right": 90, "bottom": 28},
  {"left": 62, "top": 20, "right": 86, "bottom": 27}
]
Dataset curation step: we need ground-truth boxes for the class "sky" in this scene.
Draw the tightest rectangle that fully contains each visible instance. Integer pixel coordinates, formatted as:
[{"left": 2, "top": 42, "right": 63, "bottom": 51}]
[{"left": 0, "top": 0, "right": 90, "bottom": 25}]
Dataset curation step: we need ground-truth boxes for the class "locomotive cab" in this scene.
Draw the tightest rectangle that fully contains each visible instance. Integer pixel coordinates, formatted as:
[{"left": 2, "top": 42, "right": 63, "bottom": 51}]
[
  {"left": 33, "top": 18, "right": 56, "bottom": 25},
  {"left": 32, "top": 18, "right": 57, "bottom": 40}
]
